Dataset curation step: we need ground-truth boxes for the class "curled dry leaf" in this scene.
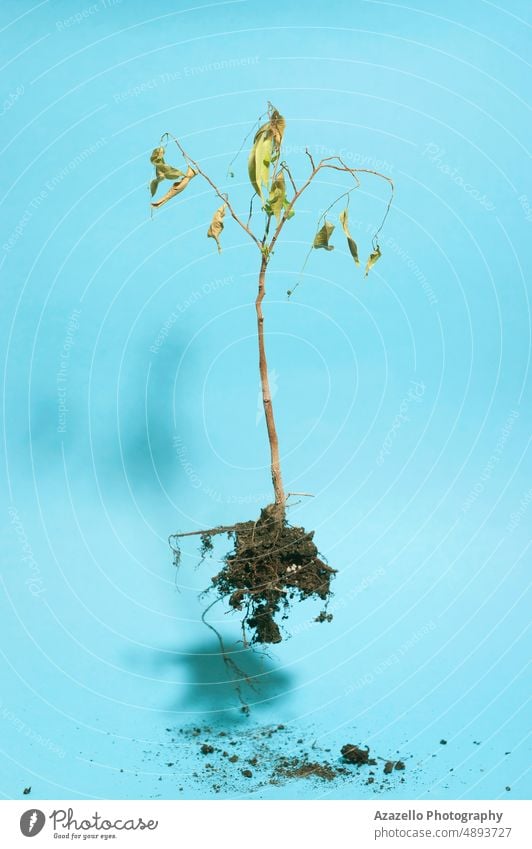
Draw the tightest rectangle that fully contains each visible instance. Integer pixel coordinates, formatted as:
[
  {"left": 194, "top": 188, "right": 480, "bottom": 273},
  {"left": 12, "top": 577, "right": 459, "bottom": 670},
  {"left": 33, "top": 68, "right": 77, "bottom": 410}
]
[
  {"left": 150, "top": 166, "right": 197, "bottom": 208},
  {"left": 269, "top": 109, "right": 286, "bottom": 147},
  {"left": 207, "top": 203, "right": 227, "bottom": 253},
  {"left": 313, "top": 220, "right": 335, "bottom": 251},
  {"left": 267, "top": 172, "right": 286, "bottom": 221},
  {"left": 149, "top": 146, "right": 185, "bottom": 197},
  {"left": 339, "top": 208, "right": 359, "bottom": 265},
  {"left": 365, "top": 245, "right": 382, "bottom": 277}
]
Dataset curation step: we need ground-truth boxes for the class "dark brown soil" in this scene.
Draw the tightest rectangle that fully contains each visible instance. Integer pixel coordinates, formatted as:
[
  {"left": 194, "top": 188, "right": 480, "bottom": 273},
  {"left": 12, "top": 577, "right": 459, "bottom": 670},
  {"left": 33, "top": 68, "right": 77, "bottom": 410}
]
[
  {"left": 341, "top": 744, "right": 377, "bottom": 766},
  {"left": 211, "top": 505, "right": 336, "bottom": 644}
]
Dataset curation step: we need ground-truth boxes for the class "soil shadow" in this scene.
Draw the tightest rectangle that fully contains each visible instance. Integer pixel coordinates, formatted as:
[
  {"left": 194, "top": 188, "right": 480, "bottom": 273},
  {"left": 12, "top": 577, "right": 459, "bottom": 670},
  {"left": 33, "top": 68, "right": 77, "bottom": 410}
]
[{"left": 146, "top": 637, "right": 294, "bottom": 720}]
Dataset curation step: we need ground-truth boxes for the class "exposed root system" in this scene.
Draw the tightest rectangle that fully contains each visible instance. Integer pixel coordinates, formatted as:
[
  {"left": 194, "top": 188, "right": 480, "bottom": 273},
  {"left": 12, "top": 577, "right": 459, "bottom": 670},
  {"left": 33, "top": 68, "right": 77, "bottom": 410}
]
[{"left": 170, "top": 503, "right": 336, "bottom": 645}]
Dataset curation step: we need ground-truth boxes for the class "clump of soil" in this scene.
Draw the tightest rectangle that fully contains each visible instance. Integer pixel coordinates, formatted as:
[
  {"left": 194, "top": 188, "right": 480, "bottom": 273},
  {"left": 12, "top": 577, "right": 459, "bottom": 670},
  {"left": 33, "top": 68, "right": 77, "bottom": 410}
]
[
  {"left": 210, "top": 504, "right": 336, "bottom": 644},
  {"left": 341, "top": 744, "right": 377, "bottom": 766}
]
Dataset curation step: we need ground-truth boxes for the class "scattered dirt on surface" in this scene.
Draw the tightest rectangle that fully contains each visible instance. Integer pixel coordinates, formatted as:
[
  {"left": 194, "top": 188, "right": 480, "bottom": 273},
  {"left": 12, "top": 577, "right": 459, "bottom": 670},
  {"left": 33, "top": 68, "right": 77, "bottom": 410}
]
[
  {"left": 274, "top": 757, "right": 340, "bottom": 781},
  {"left": 145, "top": 723, "right": 413, "bottom": 797},
  {"left": 83, "top": 728, "right": 514, "bottom": 800}
]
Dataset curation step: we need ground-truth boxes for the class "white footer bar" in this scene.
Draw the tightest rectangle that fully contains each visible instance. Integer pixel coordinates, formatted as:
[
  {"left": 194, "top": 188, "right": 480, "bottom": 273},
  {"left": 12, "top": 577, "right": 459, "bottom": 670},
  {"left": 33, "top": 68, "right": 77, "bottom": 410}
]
[{"left": 2, "top": 800, "right": 531, "bottom": 847}]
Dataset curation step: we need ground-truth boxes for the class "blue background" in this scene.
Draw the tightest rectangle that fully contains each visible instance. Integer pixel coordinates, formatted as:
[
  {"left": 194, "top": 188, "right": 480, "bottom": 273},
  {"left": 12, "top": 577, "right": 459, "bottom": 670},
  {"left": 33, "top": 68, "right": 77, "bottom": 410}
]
[{"left": 0, "top": 0, "right": 530, "bottom": 800}]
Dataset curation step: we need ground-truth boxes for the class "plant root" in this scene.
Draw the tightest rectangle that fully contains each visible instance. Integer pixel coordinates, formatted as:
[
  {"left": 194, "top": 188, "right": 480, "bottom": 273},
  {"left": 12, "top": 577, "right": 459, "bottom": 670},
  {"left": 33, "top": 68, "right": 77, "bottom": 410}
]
[{"left": 171, "top": 503, "right": 336, "bottom": 645}]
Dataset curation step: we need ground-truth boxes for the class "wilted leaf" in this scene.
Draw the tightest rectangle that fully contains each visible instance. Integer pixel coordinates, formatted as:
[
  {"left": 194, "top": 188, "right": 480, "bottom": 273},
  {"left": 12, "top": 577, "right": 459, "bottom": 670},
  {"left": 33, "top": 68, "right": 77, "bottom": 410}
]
[
  {"left": 267, "top": 172, "right": 286, "bottom": 221},
  {"left": 313, "top": 220, "right": 335, "bottom": 251},
  {"left": 150, "top": 147, "right": 165, "bottom": 164},
  {"left": 365, "top": 245, "right": 382, "bottom": 276},
  {"left": 207, "top": 203, "right": 227, "bottom": 253},
  {"left": 156, "top": 162, "right": 184, "bottom": 180},
  {"left": 150, "top": 147, "right": 185, "bottom": 198},
  {"left": 248, "top": 131, "right": 273, "bottom": 199},
  {"left": 150, "top": 166, "right": 197, "bottom": 208},
  {"left": 247, "top": 107, "right": 285, "bottom": 200},
  {"left": 339, "top": 208, "right": 359, "bottom": 265},
  {"left": 269, "top": 109, "right": 286, "bottom": 147},
  {"left": 283, "top": 199, "right": 295, "bottom": 219}
]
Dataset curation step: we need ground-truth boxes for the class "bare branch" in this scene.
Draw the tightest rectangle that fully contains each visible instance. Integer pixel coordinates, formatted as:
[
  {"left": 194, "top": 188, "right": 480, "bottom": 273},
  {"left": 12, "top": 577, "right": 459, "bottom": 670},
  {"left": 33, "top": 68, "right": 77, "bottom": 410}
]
[
  {"left": 165, "top": 132, "right": 262, "bottom": 251},
  {"left": 267, "top": 155, "right": 394, "bottom": 255},
  {"left": 280, "top": 161, "right": 298, "bottom": 195},
  {"left": 305, "top": 147, "right": 316, "bottom": 170}
]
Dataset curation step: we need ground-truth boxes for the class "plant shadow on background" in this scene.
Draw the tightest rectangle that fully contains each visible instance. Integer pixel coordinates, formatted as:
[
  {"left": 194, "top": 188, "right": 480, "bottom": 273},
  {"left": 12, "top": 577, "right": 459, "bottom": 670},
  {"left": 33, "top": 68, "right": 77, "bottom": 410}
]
[
  {"left": 141, "top": 638, "right": 294, "bottom": 722},
  {"left": 113, "top": 340, "right": 189, "bottom": 492}
]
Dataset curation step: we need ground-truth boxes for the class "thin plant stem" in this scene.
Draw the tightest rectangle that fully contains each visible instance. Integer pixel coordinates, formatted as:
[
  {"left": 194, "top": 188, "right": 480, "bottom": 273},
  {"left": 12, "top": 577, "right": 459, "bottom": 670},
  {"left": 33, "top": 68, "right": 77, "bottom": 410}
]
[
  {"left": 160, "top": 130, "right": 394, "bottom": 511},
  {"left": 256, "top": 254, "right": 285, "bottom": 508}
]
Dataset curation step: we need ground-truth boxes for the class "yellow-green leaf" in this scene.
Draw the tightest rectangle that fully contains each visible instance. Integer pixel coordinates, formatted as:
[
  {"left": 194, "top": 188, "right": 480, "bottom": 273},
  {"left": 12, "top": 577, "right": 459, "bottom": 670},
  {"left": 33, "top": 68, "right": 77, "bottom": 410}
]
[
  {"left": 365, "top": 246, "right": 382, "bottom": 276},
  {"left": 339, "top": 208, "right": 359, "bottom": 265},
  {"left": 207, "top": 203, "right": 227, "bottom": 253},
  {"left": 150, "top": 166, "right": 197, "bottom": 208},
  {"left": 156, "top": 162, "right": 184, "bottom": 180},
  {"left": 267, "top": 172, "right": 286, "bottom": 221},
  {"left": 313, "top": 220, "right": 335, "bottom": 251},
  {"left": 150, "top": 147, "right": 165, "bottom": 164},
  {"left": 247, "top": 108, "right": 285, "bottom": 200},
  {"left": 150, "top": 147, "right": 185, "bottom": 194},
  {"left": 248, "top": 130, "right": 273, "bottom": 199}
]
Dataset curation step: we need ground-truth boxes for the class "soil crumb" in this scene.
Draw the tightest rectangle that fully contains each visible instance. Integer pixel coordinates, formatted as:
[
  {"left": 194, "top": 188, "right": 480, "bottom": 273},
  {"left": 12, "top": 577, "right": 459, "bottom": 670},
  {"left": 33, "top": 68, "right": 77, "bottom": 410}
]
[
  {"left": 274, "top": 756, "right": 339, "bottom": 781},
  {"left": 341, "top": 744, "right": 376, "bottom": 766}
]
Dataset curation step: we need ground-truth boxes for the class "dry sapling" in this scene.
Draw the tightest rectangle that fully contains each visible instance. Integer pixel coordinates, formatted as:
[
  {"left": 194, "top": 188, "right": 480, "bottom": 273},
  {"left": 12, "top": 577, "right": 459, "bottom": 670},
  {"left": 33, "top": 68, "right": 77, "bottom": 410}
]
[{"left": 149, "top": 104, "right": 394, "bottom": 646}]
